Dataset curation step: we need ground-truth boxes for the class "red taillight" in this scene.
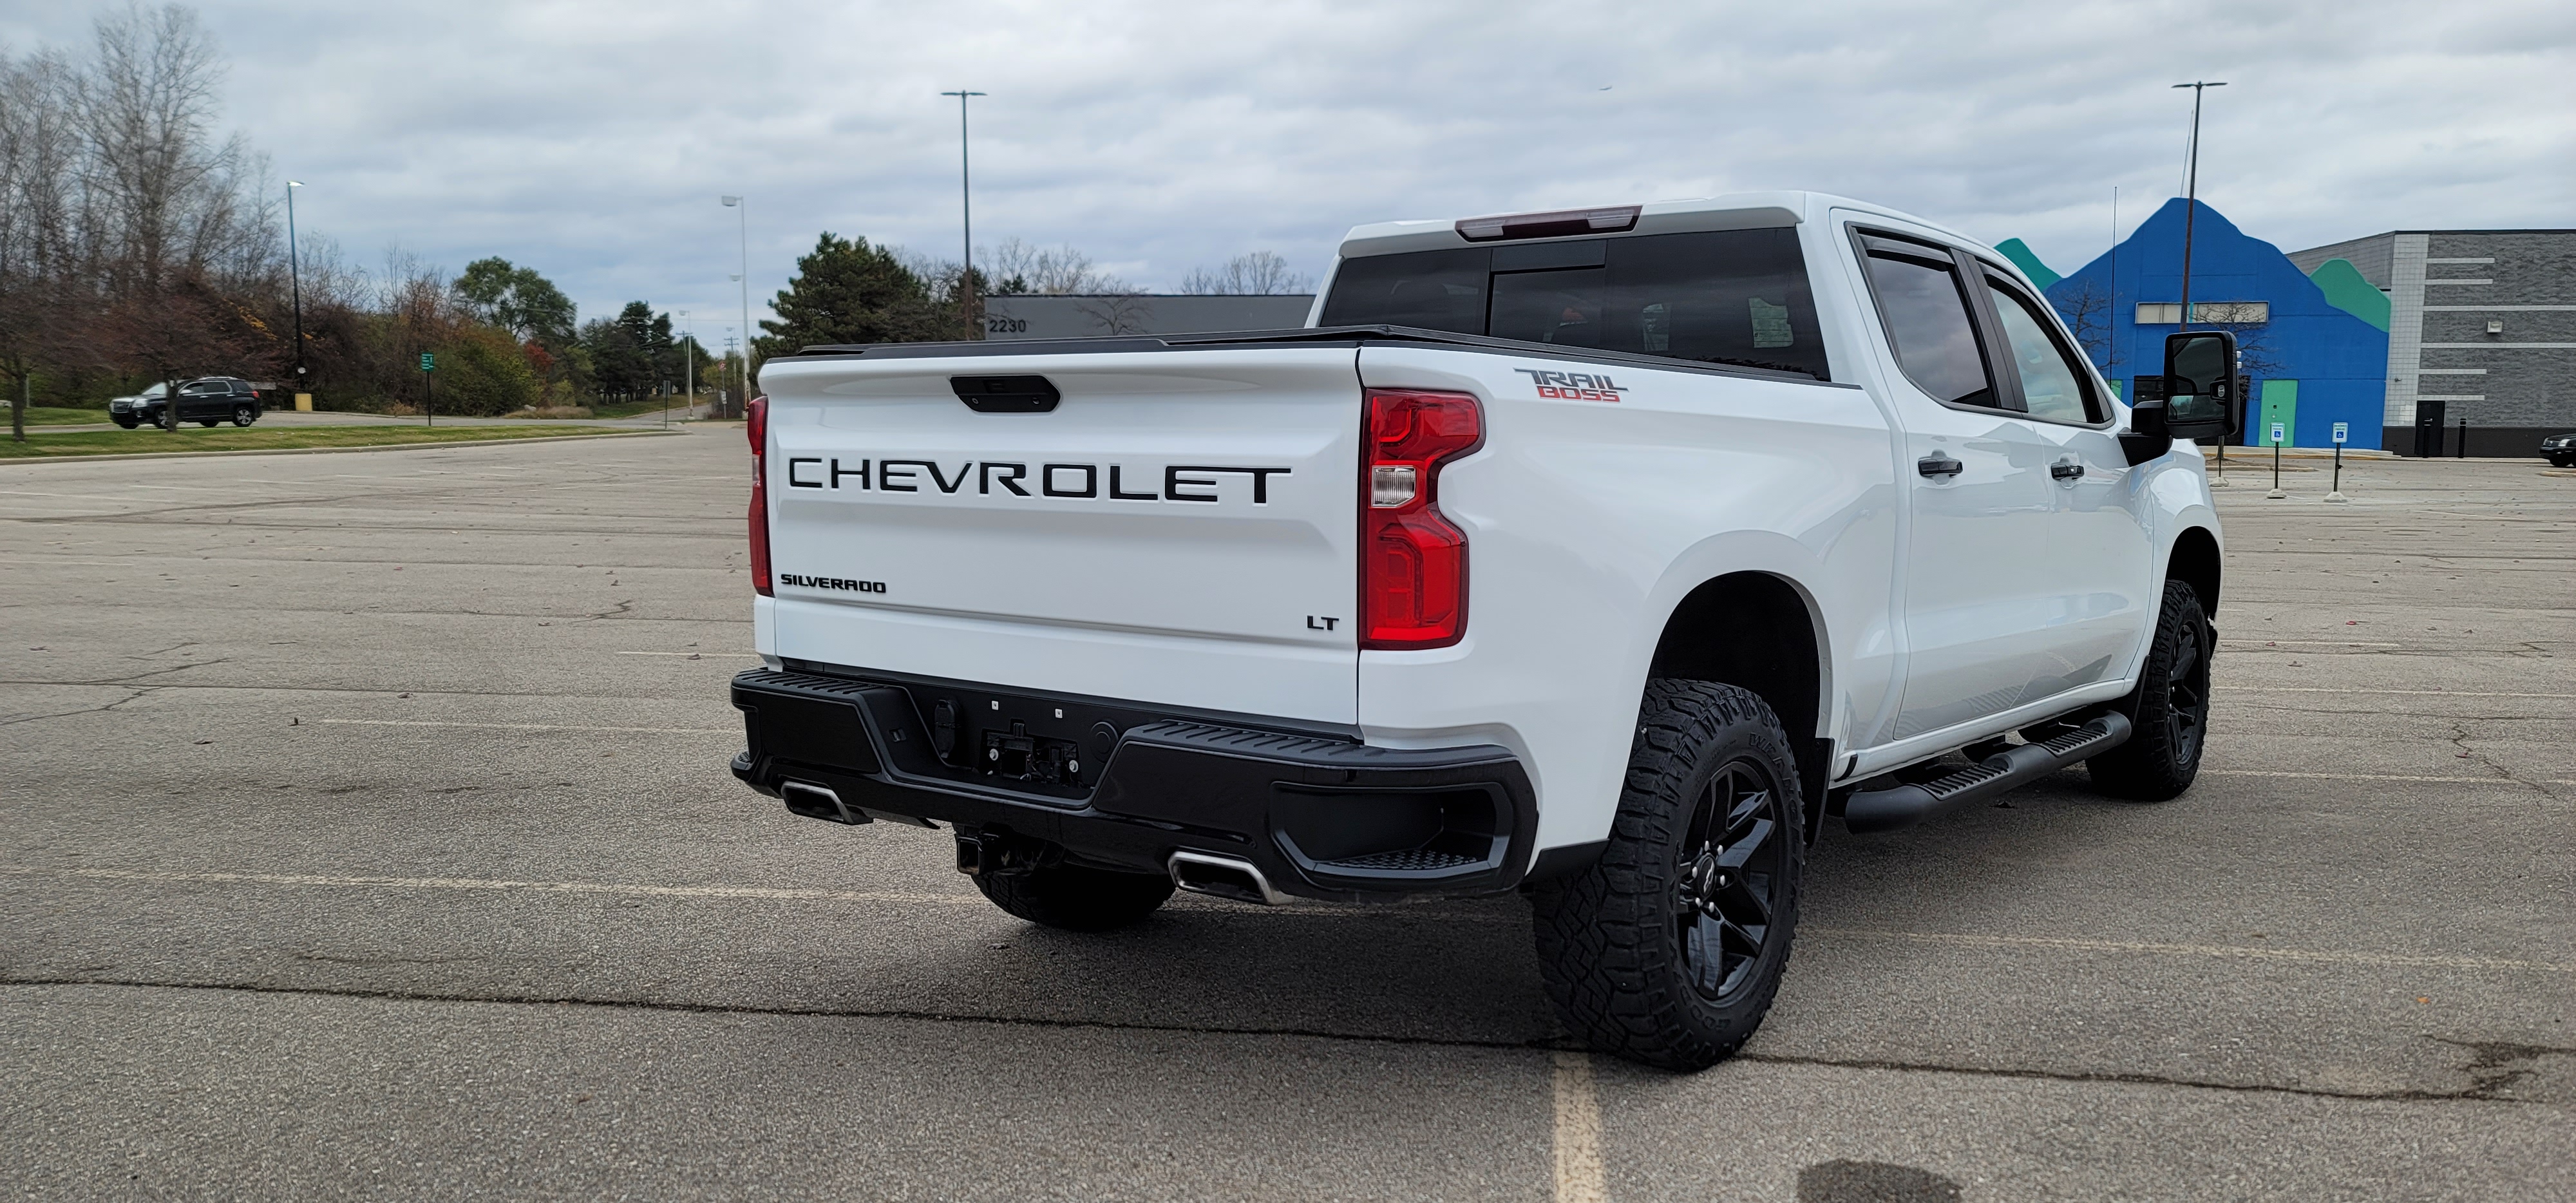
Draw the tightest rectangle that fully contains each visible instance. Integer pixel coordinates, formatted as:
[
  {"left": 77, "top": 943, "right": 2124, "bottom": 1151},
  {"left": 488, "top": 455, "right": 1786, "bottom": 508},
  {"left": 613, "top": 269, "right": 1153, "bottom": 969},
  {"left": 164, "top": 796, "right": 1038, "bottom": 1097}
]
[
  {"left": 747, "top": 395, "right": 772, "bottom": 596},
  {"left": 1359, "top": 389, "right": 1481, "bottom": 649}
]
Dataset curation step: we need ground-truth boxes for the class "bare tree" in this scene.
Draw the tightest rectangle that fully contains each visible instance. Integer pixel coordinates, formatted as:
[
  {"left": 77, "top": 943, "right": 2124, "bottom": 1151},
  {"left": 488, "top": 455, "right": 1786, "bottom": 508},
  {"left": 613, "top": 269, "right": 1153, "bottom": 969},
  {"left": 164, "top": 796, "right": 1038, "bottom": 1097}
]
[
  {"left": 0, "top": 48, "right": 84, "bottom": 438},
  {"left": 76, "top": 3, "right": 242, "bottom": 295},
  {"left": 1179, "top": 251, "right": 1311, "bottom": 296},
  {"left": 1074, "top": 294, "right": 1157, "bottom": 336},
  {"left": 2050, "top": 278, "right": 2120, "bottom": 374},
  {"left": 984, "top": 238, "right": 1130, "bottom": 295}
]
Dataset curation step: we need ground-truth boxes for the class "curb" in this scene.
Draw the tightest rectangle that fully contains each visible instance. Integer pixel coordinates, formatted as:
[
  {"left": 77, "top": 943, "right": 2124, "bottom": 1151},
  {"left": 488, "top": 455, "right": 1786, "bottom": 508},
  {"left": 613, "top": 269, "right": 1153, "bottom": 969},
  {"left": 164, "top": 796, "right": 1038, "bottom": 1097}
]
[{"left": 0, "top": 429, "right": 679, "bottom": 467}]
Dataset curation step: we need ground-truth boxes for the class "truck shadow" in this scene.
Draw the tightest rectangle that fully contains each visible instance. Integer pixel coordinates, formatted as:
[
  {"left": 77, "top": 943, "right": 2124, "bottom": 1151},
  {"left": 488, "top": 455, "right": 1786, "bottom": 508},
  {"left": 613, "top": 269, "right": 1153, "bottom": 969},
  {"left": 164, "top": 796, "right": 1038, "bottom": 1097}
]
[{"left": 831, "top": 770, "right": 2152, "bottom": 1050}]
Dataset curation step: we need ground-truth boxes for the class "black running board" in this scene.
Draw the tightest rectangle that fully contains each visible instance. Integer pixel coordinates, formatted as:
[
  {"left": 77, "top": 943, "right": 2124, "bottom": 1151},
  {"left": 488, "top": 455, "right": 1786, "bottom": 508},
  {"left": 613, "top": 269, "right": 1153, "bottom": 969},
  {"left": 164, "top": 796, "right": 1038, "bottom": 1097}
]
[{"left": 1842, "top": 713, "right": 2132, "bottom": 835}]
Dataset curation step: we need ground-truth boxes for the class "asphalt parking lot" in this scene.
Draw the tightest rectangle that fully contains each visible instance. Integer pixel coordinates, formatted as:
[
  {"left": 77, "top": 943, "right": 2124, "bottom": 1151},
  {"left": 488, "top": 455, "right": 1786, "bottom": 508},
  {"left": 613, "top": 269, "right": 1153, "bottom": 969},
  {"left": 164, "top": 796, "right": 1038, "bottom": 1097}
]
[{"left": 3, "top": 434, "right": 2569, "bottom": 1200}]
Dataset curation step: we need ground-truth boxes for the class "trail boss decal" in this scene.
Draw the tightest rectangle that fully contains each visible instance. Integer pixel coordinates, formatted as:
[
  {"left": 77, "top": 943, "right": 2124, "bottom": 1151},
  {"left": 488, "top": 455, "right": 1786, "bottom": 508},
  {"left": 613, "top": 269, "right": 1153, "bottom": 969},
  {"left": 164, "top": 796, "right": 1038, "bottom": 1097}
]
[
  {"left": 1515, "top": 368, "right": 1626, "bottom": 403},
  {"left": 781, "top": 459, "right": 1289, "bottom": 504}
]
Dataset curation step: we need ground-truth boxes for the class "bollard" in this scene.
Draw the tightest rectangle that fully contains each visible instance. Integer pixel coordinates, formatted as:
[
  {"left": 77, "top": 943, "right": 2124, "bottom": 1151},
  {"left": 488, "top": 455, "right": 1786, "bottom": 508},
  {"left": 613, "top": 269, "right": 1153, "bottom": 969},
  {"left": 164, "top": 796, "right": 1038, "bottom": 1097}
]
[
  {"left": 2457, "top": 418, "right": 2468, "bottom": 459},
  {"left": 2325, "top": 441, "right": 2347, "bottom": 503}
]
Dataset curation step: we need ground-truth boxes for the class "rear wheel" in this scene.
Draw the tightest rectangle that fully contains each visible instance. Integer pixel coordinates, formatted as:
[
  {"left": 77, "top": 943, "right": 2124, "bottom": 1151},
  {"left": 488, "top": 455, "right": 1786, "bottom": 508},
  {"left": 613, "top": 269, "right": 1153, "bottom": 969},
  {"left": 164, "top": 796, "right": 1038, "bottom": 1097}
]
[
  {"left": 974, "top": 862, "right": 1174, "bottom": 932},
  {"left": 2088, "top": 579, "right": 2211, "bottom": 800},
  {"left": 1530, "top": 679, "right": 1804, "bottom": 1071},
  {"left": 231, "top": 404, "right": 256, "bottom": 426}
]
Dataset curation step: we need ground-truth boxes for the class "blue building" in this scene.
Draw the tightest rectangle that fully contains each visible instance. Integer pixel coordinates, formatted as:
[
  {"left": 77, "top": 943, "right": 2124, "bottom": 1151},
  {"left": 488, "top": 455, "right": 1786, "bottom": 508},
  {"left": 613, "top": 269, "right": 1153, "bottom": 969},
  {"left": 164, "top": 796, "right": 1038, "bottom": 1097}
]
[{"left": 2032, "top": 199, "right": 2391, "bottom": 450}]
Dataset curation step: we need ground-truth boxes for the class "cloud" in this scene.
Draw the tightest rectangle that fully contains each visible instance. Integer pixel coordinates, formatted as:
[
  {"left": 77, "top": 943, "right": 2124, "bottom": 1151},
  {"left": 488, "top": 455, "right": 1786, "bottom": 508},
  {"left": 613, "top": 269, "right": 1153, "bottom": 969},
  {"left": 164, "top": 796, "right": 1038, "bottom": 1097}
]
[{"left": 9, "top": 0, "right": 2568, "bottom": 329}]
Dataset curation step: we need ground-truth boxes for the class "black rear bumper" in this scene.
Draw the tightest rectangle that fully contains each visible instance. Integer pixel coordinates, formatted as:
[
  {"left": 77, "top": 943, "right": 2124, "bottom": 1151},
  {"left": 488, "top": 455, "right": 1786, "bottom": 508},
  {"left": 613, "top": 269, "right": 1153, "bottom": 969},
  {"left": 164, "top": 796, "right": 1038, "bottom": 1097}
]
[{"left": 728, "top": 666, "right": 1537, "bottom": 902}]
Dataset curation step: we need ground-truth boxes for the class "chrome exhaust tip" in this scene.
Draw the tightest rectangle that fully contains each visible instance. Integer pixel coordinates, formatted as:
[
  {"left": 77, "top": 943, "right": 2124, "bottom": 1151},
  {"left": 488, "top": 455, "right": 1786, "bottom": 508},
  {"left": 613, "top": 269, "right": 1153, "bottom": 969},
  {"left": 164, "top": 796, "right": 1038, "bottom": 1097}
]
[{"left": 1167, "top": 850, "right": 1289, "bottom": 905}]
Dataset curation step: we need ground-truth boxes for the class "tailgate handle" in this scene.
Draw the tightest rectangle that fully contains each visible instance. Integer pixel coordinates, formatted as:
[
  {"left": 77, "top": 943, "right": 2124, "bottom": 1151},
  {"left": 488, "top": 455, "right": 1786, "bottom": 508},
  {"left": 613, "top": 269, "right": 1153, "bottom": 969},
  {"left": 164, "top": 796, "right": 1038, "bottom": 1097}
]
[{"left": 951, "top": 375, "right": 1061, "bottom": 413}]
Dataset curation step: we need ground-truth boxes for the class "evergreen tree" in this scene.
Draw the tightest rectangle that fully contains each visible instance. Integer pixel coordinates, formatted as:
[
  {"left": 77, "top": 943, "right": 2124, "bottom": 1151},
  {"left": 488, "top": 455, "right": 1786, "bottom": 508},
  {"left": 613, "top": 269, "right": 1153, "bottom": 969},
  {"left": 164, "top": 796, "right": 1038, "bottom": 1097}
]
[{"left": 754, "top": 232, "right": 957, "bottom": 359}]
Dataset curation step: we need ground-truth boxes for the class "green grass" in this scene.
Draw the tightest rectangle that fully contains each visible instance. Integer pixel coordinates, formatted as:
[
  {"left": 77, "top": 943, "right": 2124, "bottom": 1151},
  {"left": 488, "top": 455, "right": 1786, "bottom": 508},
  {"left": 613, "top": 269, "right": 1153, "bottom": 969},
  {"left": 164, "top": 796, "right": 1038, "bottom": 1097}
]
[
  {"left": 11, "top": 406, "right": 117, "bottom": 426},
  {"left": 1, "top": 424, "right": 642, "bottom": 459},
  {"left": 589, "top": 398, "right": 703, "bottom": 419}
]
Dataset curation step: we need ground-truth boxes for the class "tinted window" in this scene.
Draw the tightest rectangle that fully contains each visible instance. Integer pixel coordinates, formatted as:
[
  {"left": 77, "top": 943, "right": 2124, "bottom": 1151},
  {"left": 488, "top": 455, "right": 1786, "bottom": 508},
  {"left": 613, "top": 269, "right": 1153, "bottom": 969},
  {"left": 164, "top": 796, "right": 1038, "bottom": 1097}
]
[
  {"left": 182, "top": 381, "right": 229, "bottom": 394},
  {"left": 1862, "top": 249, "right": 1994, "bottom": 408},
  {"left": 1985, "top": 278, "right": 2100, "bottom": 424},
  {"left": 1317, "top": 247, "right": 1488, "bottom": 336},
  {"left": 1318, "top": 228, "right": 1830, "bottom": 379}
]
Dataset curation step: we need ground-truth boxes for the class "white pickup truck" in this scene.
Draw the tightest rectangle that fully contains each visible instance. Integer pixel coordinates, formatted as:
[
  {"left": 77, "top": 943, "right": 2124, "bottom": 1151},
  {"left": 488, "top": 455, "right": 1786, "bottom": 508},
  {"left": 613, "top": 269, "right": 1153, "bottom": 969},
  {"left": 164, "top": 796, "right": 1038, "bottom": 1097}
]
[{"left": 728, "top": 192, "right": 2239, "bottom": 1069}]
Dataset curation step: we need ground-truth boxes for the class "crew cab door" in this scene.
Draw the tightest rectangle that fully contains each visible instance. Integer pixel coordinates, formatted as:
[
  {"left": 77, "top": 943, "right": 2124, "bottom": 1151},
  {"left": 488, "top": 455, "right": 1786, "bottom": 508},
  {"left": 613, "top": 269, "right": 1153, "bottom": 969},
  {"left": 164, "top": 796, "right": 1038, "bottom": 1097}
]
[
  {"left": 1850, "top": 228, "right": 2065, "bottom": 741},
  {"left": 1976, "top": 271, "right": 2154, "bottom": 690}
]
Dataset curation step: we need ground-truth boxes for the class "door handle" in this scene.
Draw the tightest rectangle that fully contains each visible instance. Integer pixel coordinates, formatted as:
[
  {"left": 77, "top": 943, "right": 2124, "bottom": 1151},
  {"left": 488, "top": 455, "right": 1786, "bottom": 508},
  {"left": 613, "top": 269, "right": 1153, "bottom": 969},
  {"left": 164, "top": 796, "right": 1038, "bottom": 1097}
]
[
  {"left": 2050, "top": 461, "right": 2085, "bottom": 481},
  {"left": 1917, "top": 453, "right": 1964, "bottom": 479}
]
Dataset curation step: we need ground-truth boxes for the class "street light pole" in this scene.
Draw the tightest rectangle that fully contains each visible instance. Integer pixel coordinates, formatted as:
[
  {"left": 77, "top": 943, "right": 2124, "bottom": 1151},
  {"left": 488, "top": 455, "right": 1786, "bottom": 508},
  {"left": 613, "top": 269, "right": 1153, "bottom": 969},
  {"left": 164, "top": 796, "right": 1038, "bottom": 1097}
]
[
  {"left": 677, "top": 310, "right": 690, "bottom": 427},
  {"left": 721, "top": 195, "right": 751, "bottom": 417},
  {"left": 286, "top": 180, "right": 307, "bottom": 398},
  {"left": 2170, "top": 81, "right": 2226, "bottom": 334},
  {"left": 940, "top": 90, "right": 986, "bottom": 336}
]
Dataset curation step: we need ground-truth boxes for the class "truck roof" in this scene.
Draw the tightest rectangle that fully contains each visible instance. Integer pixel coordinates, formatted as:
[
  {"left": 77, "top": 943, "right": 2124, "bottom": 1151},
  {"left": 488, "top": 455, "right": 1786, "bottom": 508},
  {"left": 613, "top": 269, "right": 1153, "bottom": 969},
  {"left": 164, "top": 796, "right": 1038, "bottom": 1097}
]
[{"left": 1334, "top": 191, "right": 1990, "bottom": 262}]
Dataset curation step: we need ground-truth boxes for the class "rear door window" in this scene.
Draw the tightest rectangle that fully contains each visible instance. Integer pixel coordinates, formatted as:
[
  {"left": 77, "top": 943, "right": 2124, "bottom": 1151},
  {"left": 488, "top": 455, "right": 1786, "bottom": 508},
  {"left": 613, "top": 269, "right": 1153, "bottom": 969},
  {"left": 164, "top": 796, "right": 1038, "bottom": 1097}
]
[
  {"left": 1859, "top": 243, "right": 1998, "bottom": 408},
  {"left": 1319, "top": 227, "right": 1830, "bottom": 379}
]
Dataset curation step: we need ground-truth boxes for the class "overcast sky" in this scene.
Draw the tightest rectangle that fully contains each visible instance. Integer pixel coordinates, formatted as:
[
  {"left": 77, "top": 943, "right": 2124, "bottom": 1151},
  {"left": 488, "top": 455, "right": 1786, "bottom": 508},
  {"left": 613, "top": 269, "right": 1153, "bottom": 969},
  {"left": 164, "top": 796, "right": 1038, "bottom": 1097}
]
[{"left": 6, "top": 0, "right": 2570, "bottom": 339}]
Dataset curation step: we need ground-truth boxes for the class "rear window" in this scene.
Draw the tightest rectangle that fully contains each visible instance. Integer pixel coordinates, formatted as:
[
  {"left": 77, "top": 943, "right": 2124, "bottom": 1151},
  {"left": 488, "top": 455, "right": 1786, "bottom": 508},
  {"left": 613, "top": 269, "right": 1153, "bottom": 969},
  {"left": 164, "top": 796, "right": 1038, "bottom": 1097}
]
[{"left": 1317, "top": 227, "right": 1829, "bottom": 379}]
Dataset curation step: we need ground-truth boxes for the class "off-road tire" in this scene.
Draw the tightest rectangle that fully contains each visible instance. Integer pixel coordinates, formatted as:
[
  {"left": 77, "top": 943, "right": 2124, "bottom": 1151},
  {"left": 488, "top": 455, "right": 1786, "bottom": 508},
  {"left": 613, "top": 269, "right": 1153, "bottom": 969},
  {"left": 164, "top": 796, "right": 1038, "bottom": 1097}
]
[
  {"left": 2087, "top": 579, "right": 2212, "bottom": 801},
  {"left": 974, "top": 862, "right": 1175, "bottom": 932},
  {"left": 1530, "top": 679, "right": 1804, "bottom": 1071}
]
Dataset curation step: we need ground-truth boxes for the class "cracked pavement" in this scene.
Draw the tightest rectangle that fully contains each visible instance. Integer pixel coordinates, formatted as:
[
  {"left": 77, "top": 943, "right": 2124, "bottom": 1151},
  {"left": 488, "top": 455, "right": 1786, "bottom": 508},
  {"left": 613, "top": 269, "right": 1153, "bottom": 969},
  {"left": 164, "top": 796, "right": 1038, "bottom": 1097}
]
[{"left": 1, "top": 437, "right": 2570, "bottom": 1200}]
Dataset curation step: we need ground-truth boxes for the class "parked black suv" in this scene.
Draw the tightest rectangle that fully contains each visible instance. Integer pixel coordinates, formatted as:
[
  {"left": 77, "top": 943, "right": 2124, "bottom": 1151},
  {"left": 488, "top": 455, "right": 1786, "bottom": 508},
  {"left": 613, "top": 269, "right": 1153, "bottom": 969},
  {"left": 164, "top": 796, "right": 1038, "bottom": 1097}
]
[
  {"left": 2544, "top": 433, "right": 2574, "bottom": 468},
  {"left": 110, "top": 377, "right": 272, "bottom": 430}
]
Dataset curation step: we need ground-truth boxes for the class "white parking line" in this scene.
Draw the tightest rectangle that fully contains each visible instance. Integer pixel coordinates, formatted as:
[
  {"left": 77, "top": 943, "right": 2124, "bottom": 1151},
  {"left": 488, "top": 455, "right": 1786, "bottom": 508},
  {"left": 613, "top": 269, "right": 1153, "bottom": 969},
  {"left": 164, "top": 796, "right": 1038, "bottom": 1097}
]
[
  {"left": 7, "top": 866, "right": 976, "bottom": 906},
  {"left": 1807, "top": 927, "right": 2575, "bottom": 974},
  {"left": 315, "top": 719, "right": 731, "bottom": 735},
  {"left": 1551, "top": 1052, "right": 1606, "bottom": 1203},
  {"left": 2215, "top": 687, "right": 2576, "bottom": 699},
  {"left": 2202, "top": 769, "right": 2576, "bottom": 786},
  {"left": 17, "top": 864, "right": 2572, "bottom": 976},
  {"left": 612, "top": 651, "right": 754, "bottom": 658}
]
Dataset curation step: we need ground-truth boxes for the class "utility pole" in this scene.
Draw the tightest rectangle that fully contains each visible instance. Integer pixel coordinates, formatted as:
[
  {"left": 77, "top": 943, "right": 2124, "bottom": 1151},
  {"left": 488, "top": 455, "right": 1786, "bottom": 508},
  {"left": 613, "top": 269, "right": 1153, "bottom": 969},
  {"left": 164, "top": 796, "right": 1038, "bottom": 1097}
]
[
  {"left": 940, "top": 90, "right": 987, "bottom": 336},
  {"left": 721, "top": 196, "right": 751, "bottom": 417},
  {"left": 2170, "top": 81, "right": 2226, "bottom": 334},
  {"left": 677, "top": 309, "right": 690, "bottom": 426},
  {"left": 287, "top": 181, "right": 307, "bottom": 399}
]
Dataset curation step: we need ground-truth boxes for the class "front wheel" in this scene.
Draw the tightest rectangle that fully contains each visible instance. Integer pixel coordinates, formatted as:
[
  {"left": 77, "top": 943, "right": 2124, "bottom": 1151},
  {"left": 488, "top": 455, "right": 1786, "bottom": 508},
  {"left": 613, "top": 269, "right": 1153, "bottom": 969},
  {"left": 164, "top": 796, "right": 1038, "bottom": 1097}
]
[
  {"left": 231, "top": 405, "right": 256, "bottom": 427},
  {"left": 1530, "top": 679, "right": 1804, "bottom": 1071},
  {"left": 974, "top": 861, "right": 1174, "bottom": 932},
  {"left": 2087, "top": 579, "right": 2212, "bottom": 800}
]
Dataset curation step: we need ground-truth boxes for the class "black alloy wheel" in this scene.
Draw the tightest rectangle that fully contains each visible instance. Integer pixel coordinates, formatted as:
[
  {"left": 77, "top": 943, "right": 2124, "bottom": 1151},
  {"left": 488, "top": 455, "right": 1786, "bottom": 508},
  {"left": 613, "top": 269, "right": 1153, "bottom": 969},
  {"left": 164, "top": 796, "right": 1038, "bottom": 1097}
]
[
  {"left": 1674, "top": 759, "right": 1786, "bottom": 1001},
  {"left": 2088, "top": 578, "right": 2213, "bottom": 800},
  {"left": 2163, "top": 609, "right": 2209, "bottom": 765}
]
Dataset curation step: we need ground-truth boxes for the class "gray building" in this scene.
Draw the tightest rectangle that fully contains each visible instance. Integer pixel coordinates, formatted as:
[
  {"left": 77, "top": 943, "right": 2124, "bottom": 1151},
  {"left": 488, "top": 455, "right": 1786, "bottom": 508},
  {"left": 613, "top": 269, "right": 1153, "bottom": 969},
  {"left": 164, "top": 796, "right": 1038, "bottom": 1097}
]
[
  {"left": 2288, "top": 229, "right": 2576, "bottom": 455},
  {"left": 981, "top": 294, "right": 1314, "bottom": 341}
]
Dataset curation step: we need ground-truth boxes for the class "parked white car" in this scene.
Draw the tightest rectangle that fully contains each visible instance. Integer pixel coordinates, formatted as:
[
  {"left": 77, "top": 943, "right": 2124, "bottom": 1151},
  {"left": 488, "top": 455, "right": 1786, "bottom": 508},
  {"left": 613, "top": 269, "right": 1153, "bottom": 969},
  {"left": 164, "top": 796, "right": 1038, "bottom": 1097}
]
[{"left": 725, "top": 191, "right": 2235, "bottom": 1069}]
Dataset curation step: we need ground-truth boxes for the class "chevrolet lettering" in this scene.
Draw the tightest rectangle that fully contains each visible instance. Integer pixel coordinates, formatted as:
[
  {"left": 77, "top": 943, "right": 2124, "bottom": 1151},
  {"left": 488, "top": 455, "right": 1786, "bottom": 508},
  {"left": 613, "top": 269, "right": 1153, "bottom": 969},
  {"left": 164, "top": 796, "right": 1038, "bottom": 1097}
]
[
  {"left": 783, "top": 457, "right": 1289, "bottom": 503},
  {"left": 730, "top": 191, "right": 2226, "bottom": 1074}
]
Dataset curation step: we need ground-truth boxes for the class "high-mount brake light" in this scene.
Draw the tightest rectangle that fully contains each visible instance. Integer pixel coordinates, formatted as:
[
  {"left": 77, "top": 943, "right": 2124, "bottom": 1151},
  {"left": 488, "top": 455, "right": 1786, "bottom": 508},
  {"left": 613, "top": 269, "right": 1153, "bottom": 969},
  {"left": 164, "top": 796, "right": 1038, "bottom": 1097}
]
[
  {"left": 1454, "top": 205, "right": 1640, "bottom": 243},
  {"left": 747, "top": 395, "right": 772, "bottom": 596},
  {"left": 1359, "top": 389, "right": 1481, "bottom": 650}
]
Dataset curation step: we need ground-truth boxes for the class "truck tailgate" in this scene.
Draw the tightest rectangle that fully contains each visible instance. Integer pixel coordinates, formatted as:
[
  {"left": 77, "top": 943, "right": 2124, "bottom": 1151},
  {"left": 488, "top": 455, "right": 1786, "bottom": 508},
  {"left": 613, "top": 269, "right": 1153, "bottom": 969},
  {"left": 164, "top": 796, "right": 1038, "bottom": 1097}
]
[{"left": 757, "top": 347, "right": 1364, "bottom": 725}]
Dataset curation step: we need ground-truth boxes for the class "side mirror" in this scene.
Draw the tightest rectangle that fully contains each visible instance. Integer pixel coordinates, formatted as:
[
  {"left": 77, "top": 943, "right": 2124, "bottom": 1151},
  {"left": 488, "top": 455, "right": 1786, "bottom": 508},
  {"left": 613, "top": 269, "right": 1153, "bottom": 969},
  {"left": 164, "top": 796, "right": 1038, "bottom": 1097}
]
[{"left": 2159, "top": 330, "right": 2237, "bottom": 441}]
